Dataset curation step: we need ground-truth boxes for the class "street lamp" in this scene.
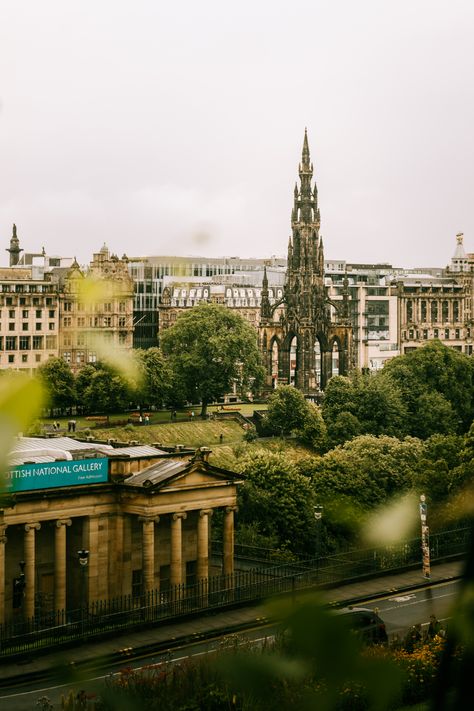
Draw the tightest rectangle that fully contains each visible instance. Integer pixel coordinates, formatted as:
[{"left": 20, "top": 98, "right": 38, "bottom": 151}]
[
  {"left": 314, "top": 504, "right": 324, "bottom": 560},
  {"left": 77, "top": 549, "right": 89, "bottom": 636},
  {"left": 419, "top": 495, "right": 431, "bottom": 579}
]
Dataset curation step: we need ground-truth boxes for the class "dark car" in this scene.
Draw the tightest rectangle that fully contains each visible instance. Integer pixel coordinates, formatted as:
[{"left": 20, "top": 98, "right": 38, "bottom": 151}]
[{"left": 336, "top": 606, "right": 388, "bottom": 644}]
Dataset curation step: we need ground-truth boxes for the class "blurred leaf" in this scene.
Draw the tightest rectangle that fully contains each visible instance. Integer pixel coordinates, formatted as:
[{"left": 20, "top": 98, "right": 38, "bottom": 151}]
[{"left": 362, "top": 493, "right": 419, "bottom": 547}]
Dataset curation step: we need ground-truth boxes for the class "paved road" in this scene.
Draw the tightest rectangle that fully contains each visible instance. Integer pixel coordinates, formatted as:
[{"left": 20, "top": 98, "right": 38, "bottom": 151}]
[{"left": 0, "top": 579, "right": 459, "bottom": 711}]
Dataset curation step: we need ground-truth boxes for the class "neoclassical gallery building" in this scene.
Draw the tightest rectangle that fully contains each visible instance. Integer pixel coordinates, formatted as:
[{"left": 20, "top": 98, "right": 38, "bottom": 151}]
[{"left": 0, "top": 437, "right": 242, "bottom": 624}]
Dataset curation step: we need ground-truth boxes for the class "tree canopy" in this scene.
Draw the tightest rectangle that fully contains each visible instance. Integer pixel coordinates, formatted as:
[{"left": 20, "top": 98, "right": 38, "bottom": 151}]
[
  {"left": 37, "top": 357, "right": 76, "bottom": 414},
  {"left": 160, "top": 303, "right": 265, "bottom": 416}
]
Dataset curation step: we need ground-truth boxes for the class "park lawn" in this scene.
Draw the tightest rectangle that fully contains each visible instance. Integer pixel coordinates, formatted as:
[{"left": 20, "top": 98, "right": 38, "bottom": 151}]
[{"left": 92, "top": 419, "right": 246, "bottom": 449}]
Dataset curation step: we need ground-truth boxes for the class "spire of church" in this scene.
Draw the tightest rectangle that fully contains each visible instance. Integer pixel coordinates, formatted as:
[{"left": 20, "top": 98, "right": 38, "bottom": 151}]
[
  {"left": 7, "top": 223, "right": 23, "bottom": 266},
  {"left": 260, "top": 266, "right": 272, "bottom": 321}
]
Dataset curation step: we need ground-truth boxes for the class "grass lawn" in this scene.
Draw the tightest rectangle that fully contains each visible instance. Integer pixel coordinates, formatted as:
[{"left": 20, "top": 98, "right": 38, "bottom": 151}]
[
  {"left": 209, "top": 438, "right": 316, "bottom": 469},
  {"left": 92, "top": 419, "right": 246, "bottom": 449}
]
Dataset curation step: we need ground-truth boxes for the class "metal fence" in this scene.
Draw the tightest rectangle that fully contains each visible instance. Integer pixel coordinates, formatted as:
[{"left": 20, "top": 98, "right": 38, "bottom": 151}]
[{"left": 0, "top": 526, "right": 468, "bottom": 658}]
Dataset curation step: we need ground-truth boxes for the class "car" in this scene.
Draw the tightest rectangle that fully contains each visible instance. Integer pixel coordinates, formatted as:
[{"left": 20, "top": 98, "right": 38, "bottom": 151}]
[{"left": 336, "top": 606, "right": 388, "bottom": 644}]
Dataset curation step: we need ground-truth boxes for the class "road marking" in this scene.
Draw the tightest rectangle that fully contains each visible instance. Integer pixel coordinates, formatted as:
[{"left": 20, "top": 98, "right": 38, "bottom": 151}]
[{"left": 389, "top": 594, "right": 417, "bottom": 603}]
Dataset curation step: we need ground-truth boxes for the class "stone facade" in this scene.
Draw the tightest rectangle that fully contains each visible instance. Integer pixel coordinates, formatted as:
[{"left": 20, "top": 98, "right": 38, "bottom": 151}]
[{"left": 0, "top": 443, "right": 241, "bottom": 624}]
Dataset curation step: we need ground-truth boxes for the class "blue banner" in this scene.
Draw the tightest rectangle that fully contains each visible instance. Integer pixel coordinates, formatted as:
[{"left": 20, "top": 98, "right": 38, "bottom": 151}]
[{"left": 5, "top": 457, "right": 108, "bottom": 492}]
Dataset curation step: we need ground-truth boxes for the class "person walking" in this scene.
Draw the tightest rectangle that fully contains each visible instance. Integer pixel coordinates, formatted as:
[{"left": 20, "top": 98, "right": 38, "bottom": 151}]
[{"left": 427, "top": 614, "right": 441, "bottom": 639}]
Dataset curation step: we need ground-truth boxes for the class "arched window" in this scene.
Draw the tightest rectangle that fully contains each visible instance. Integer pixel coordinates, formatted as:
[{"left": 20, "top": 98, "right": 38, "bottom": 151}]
[
  {"left": 271, "top": 340, "right": 279, "bottom": 388},
  {"left": 289, "top": 336, "right": 298, "bottom": 386},
  {"left": 332, "top": 342, "right": 340, "bottom": 377},
  {"left": 314, "top": 340, "right": 322, "bottom": 387}
]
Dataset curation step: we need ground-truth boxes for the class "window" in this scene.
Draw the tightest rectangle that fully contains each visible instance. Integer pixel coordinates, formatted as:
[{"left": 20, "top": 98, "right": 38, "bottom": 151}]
[
  {"left": 22, "top": 310, "right": 29, "bottom": 318},
  {"left": 118, "top": 317, "right": 126, "bottom": 328},
  {"left": 63, "top": 317, "right": 72, "bottom": 327},
  {"left": 119, "top": 333, "right": 128, "bottom": 345},
  {"left": 453, "top": 301, "right": 459, "bottom": 321},
  {"left": 5, "top": 336, "right": 17, "bottom": 350},
  {"left": 33, "top": 336, "right": 43, "bottom": 350},
  {"left": 77, "top": 317, "right": 85, "bottom": 327},
  {"left": 63, "top": 334, "right": 72, "bottom": 347},
  {"left": 15, "top": 284, "right": 24, "bottom": 293},
  {"left": 88, "top": 352, "right": 97, "bottom": 363},
  {"left": 76, "top": 351, "right": 85, "bottom": 364},
  {"left": 406, "top": 300, "right": 413, "bottom": 321},
  {"left": 431, "top": 302, "right": 438, "bottom": 322},
  {"left": 5, "top": 297, "right": 12, "bottom": 305},
  {"left": 434, "top": 328, "right": 439, "bottom": 338},
  {"left": 45, "top": 335, "right": 56, "bottom": 349},
  {"left": 104, "top": 303, "right": 112, "bottom": 312},
  {"left": 132, "top": 569, "right": 143, "bottom": 598},
  {"left": 35, "top": 322, "right": 42, "bottom": 331},
  {"left": 63, "top": 352, "right": 71, "bottom": 363},
  {"left": 421, "top": 301, "right": 427, "bottom": 321},
  {"left": 19, "top": 297, "right": 26, "bottom": 305},
  {"left": 22, "top": 323, "right": 28, "bottom": 331},
  {"left": 48, "top": 309, "right": 55, "bottom": 318},
  {"left": 423, "top": 329, "right": 428, "bottom": 339},
  {"left": 8, "top": 323, "right": 15, "bottom": 331},
  {"left": 21, "top": 354, "right": 28, "bottom": 363},
  {"left": 409, "top": 329, "right": 414, "bottom": 340},
  {"left": 8, "top": 354, "right": 14, "bottom": 364},
  {"left": 36, "top": 309, "right": 42, "bottom": 318},
  {"left": 119, "top": 301, "right": 126, "bottom": 312},
  {"left": 0, "top": 337, "right": 3, "bottom": 350},
  {"left": 77, "top": 334, "right": 85, "bottom": 346},
  {"left": 19, "top": 336, "right": 30, "bottom": 350},
  {"left": 35, "top": 353, "right": 41, "bottom": 362},
  {"left": 442, "top": 301, "right": 449, "bottom": 322},
  {"left": 104, "top": 317, "right": 112, "bottom": 327},
  {"left": 8, "top": 310, "right": 15, "bottom": 319},
  {"left": 33, "top": 297, "right": 40, "bottom": 306},
  {"left": 45, "top": 297, "right": 53, "bottom": 306},
  {"left": 49, "top": 323, "right": 55, "bottom": 330},
  {"left": 455, "top": 328, "right": 460, "bottom": 339},
  {"left": 63, "top": 302, "right": 72, "bottom": 312},
  {"left": 445, "top": 329, "right": 450, "bottom": 339}
]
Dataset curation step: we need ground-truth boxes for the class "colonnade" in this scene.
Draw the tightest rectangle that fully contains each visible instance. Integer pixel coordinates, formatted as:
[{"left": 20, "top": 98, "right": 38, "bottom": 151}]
[{"left": 0, "top": 506, "right": 237, "bottom": 626}]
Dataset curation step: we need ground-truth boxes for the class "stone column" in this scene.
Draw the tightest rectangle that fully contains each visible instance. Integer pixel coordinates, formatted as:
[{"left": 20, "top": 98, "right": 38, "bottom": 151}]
[
  {"left": 24, "top": 522, "right": 41, "bottom": 619},
  {"left": 54, "top": 519, "right": 71, "bottom": 613},
  {"left": 223, "top": 507, "right": 237, "bottom": 577},
  {"left": 83, "top": 516, "right": 99, "bottom": 604},
  {"left": 170, "top": 513, "right": 187, "bottom": 588},
  {"left": 197, "top": 509, "right": 213, "bottom": 581},
  {"left": 0, "top": 526, "right": 7, "bottom": 626},
  {"left": 139, "top": 516, "right": 159, "bottom": 593}
]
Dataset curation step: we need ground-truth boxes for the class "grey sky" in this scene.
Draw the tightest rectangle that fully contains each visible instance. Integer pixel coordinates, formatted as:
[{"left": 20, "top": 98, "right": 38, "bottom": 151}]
[{"left": 1, "top": 1, "right": 473, "bottom": 268}]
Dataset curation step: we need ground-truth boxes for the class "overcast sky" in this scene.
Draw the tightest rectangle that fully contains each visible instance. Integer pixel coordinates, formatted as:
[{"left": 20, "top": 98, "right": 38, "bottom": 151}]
[{"left": 1, "top": 1, "right": 473, "bottom": 268}]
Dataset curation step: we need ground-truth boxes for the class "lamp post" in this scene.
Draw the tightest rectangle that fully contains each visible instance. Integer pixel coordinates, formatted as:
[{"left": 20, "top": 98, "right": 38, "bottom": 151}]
[
  {"left": 314, "top": 504, "right": 324, "bottom": 560},
  {"left": 419, "top": 495, "right": 430, "bottom": 579},
  {"left": 77, "top": 549, "right": 89, "bottom": 637}
]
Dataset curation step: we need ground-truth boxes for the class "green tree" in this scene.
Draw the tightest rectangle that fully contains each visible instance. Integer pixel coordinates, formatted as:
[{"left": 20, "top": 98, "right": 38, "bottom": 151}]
[
  {"left": 134, "top": 348, "right": 172, "bottom": 409},
  {"left": 160, "top": 303, "right": 265, "bottom": 417},
  {"left": 237, "top": 449, "right": 318, "bottom": 555},
  {"left": 76, "top": 362, "right": 131, "bottom": 414},
  {"left": 264, "top": 385, "right": 312, "bottom": 436},
  {"left": 37, "top": 357, "right": 76, "bottom": 415},
  {"left": 384, "top": 341, "right": 474, "bottom": 432}
]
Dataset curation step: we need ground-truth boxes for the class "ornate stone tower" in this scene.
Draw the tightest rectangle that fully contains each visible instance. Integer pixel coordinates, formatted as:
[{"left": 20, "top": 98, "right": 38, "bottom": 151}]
[
  {"left": 6, "top": 224, "right": 23, "bottom": 266},
  {"left": 259, "top": 130, "right": 353, "bottom": 394}
]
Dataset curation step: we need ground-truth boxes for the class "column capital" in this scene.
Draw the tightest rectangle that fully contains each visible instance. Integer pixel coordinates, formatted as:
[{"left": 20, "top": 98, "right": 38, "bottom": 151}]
[
  {"left": 225, "top": 506, "right": 238, "bottom": 514},
  {"left": 25, "top": 522, "right": 41, "bottom": 532},
  {"left": 172, "top": 512, "right": 187, "bottom": 521},
  {"left": 56, "top": 519, "right": 72, "bottom": 528},
  {"left": 138, "top": 515, "right": 160, "bottom": 524},
  {"left": 199, "top": 508, "right": 214, "bottom": 518}
]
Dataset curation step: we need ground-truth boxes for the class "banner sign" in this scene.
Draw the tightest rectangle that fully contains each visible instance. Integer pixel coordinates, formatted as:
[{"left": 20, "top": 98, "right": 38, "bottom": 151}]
[{"left": 5, "top": 458, "right": 108, "bottom": 492}]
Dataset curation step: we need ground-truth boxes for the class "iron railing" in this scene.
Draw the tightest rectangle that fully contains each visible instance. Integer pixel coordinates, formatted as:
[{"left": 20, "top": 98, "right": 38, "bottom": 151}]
[{"left": 0, "top": 526, "right": 468, "bottom": 657}]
